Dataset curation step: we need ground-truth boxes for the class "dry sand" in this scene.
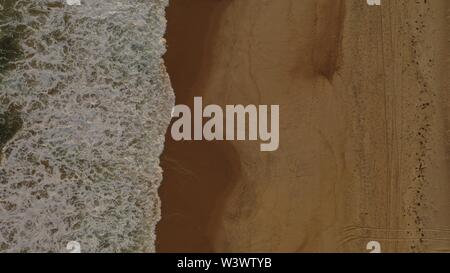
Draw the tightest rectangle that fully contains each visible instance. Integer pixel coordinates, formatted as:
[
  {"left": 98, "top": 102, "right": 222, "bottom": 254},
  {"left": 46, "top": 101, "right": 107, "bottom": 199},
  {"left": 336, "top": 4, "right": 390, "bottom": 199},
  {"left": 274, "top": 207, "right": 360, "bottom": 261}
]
[{"left": 157, "top": 0, "right": 450, "bottom": 253}]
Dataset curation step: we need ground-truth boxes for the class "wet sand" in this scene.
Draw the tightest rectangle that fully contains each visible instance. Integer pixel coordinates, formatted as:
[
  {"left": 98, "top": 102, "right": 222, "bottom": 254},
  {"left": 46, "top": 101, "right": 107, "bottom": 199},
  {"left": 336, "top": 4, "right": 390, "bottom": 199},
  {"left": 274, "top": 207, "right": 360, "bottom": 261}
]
[
  {"left": 156, "top": 0, "right": 237, "bottom": 253},
  {"left": 157, "top": 0, "right": 450, "bottom": 252}
]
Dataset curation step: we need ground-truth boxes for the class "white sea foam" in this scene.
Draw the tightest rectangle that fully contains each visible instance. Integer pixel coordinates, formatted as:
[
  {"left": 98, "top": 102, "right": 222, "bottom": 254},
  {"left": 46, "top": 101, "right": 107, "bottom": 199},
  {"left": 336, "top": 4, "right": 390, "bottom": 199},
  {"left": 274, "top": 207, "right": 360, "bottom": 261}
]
[
  {"left": 0, "top": 0, "right": 174, "bottom": 252},
  {"left": 66, "top": 0, "right": 81, "bottom": 6}
]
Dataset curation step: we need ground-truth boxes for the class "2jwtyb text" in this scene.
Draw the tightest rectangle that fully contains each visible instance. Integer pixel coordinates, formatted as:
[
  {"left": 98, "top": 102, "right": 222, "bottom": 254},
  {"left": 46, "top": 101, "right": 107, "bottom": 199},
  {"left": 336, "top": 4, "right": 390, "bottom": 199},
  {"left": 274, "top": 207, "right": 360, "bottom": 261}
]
[{"left": 177, "top": 257, "right": 272, "bottom": 271}]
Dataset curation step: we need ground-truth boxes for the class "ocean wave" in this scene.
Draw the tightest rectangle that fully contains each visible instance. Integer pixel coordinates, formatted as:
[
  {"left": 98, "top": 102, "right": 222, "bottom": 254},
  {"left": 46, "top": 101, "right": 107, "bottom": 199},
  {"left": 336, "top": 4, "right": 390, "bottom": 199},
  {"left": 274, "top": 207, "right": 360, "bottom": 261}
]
[{"left": 0, "top": 0, "right": 174, "bottom": 252}]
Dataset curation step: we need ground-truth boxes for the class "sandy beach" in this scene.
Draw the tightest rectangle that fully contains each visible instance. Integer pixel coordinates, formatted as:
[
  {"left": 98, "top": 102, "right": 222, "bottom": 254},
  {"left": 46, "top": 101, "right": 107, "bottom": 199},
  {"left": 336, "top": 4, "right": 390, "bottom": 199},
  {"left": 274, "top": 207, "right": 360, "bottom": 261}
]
[{"left": 157, "top": 0, "right": 450, "bottom": 253}]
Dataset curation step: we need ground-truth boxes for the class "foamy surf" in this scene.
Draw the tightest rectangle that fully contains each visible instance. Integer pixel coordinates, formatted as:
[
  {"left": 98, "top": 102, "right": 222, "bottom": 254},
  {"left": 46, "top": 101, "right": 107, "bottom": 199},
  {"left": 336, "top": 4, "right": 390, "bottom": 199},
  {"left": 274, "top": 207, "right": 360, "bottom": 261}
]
[
  {"left": 0, "top": 0, "right": 174, "bottom": 252},
  {"left": 66, "top": 0, "right": 81, "bottom": 6}
]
